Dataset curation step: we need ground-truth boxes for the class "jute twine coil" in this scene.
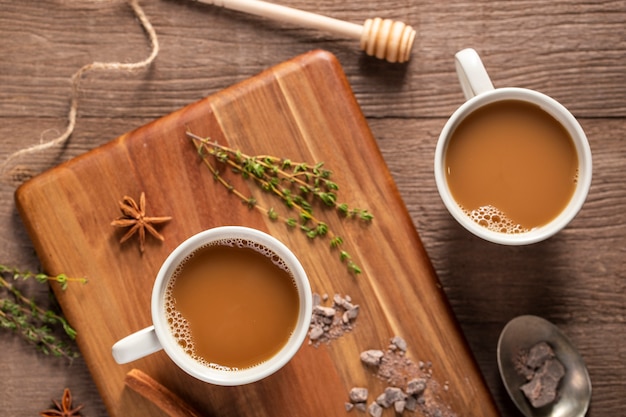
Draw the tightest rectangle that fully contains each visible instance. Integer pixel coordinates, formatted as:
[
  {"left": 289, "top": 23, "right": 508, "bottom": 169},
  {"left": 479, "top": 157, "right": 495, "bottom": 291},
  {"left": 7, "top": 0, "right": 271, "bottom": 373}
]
[{"left": 1, "top": 0, "right": 159, "bottom": 184}]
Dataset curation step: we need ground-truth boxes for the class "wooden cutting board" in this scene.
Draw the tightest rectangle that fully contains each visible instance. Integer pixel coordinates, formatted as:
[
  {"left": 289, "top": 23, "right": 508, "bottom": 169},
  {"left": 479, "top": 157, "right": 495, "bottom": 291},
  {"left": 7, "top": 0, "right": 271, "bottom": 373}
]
[{"left": 15, "top": 50, "right": 499, "bottom": 417}]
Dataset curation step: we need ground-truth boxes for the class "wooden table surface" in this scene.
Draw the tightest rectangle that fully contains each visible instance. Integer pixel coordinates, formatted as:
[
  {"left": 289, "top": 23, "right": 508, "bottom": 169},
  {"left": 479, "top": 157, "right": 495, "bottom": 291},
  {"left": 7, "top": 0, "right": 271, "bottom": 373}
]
[{"left": 1, "top": 1, "right": 624, "bottom": 416}]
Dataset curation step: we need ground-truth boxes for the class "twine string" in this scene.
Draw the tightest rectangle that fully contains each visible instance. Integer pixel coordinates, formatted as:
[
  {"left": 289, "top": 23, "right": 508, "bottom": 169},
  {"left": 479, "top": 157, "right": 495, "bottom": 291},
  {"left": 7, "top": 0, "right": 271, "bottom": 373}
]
[{"left": 1, "top": 0, "right": 159, "bottom": 182}]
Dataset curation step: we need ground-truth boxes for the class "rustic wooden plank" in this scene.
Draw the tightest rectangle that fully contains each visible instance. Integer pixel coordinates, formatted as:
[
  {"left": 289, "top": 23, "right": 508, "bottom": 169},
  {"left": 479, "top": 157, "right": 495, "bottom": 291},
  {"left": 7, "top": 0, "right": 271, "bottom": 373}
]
[{"left": 1, "top": 0, "right": 624, "bottom": 120}]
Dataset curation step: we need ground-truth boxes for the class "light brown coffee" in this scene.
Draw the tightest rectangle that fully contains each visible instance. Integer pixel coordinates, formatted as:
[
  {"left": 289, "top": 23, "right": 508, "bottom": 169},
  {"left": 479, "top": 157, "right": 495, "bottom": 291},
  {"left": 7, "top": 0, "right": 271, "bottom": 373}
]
[
  {"left": 445, "top": 100, "right": 579, "bottom": 233},
  {"left": 164, "top": 239, "right": 299, "bottom": 370}
]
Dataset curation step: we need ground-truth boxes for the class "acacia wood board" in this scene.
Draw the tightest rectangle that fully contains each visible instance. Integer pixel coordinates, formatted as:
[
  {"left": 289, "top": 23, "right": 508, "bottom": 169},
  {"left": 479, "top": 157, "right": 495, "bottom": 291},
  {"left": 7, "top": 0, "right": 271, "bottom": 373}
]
[{"left": 15, "top": 50, "right": 499, "bottom": 417}]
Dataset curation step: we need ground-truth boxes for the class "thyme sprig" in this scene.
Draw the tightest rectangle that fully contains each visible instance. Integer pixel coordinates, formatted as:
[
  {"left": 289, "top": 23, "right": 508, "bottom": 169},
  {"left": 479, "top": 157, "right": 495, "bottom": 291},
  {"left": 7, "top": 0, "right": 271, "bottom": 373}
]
[
  {"left": 0, "top": 265, "right": 87, "bottom": 360},
  {"left": 187, "top": 131, "right": 373, "bottom": 275}
]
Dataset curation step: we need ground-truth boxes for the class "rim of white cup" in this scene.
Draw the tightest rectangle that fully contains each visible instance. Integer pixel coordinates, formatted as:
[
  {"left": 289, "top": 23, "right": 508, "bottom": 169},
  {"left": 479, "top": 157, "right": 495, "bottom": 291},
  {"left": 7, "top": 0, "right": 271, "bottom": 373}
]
[
  {"left": 151, "top": 226, "right": 312, "bottom": 385},
  {"left": 434, "top": 88, "right": 592, "bottom": 245}
]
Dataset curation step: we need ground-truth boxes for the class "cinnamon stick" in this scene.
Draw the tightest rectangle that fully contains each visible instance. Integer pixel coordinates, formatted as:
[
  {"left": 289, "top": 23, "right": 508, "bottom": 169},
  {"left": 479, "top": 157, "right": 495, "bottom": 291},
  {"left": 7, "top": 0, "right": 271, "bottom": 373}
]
[{"left": 124, "top": 368, "right": 204, "bottom": 417}]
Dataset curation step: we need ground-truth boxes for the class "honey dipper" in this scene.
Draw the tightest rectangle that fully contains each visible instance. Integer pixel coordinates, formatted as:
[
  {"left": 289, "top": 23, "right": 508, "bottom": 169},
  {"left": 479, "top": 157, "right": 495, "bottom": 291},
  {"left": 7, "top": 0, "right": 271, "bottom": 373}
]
[{"left": 194, "top": 0, "right": 416, "bottom": 63}]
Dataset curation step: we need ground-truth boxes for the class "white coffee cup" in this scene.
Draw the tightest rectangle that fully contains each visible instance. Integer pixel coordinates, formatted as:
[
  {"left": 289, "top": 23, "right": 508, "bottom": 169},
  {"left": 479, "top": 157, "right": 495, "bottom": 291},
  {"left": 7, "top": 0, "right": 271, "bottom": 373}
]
[
  {"left": 434, "top": 48, "right": 592, "bottom": 245},
  {"left": 112, "top": 226, "right": 313, "bottom": 386}
]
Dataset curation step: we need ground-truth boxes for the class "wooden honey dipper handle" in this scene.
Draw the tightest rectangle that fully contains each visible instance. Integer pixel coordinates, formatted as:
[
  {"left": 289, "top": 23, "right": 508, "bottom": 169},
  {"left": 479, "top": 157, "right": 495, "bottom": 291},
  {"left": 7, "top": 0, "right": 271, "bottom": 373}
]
[{"left": 194, "top": 0, "right": 416, "bottom": 63}]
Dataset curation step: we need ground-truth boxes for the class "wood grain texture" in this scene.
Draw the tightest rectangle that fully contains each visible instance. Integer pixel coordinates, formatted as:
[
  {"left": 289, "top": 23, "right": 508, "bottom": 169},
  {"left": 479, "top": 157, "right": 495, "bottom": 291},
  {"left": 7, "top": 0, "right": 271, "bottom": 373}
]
[
  {"left": 1, "top": 0, "right": 624, "bottom": 416},
  {"left": 14, "top": 50, "right": 498, "bottom": 417},
  {"left": 1, "top": 1, "right": 624, "bottom": 122}
]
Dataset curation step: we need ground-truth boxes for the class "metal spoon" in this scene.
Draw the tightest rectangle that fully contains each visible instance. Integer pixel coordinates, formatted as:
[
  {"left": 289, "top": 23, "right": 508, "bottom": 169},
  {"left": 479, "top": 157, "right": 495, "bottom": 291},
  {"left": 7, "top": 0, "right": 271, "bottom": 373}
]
[{"left": 497, "top": 315, "right": 592, "bottom": 417}]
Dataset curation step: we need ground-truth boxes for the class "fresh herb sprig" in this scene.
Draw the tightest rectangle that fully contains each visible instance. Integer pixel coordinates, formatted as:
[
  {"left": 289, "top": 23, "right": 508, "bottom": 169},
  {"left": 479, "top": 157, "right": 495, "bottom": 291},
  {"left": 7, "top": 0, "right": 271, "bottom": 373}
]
[
  {"left": 0, "top": 265, "right": 87, "bottom": 360},
  {"left": 187, "top": 131, "right": 373, "bottom": 275}
]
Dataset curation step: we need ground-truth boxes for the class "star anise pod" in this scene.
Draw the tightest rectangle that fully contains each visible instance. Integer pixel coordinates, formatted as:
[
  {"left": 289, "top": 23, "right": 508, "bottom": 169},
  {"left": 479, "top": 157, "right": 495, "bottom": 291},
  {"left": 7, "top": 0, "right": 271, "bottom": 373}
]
[
  {"left": 111, "top": 192, "right": 172, "bottom": 253},
  {"left": 40, "top": 388, "right": 84, "bottom": 417}
]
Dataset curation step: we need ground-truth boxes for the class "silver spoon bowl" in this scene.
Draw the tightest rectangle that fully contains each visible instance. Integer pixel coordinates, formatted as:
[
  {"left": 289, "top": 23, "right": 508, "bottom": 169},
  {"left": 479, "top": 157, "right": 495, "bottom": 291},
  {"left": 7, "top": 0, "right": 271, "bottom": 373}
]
[{"left": 497, "top": 315, "right": 592, "bottom": 417}]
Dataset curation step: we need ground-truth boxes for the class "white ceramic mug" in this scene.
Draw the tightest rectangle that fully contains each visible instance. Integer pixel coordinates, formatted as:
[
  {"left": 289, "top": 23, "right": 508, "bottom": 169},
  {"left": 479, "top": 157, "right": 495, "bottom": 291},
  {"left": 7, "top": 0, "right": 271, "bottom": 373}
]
[
  {"left": 434, "top": 48, "right": 592, "bottom": 245},
  {"left": 112, "top": 226, "right": 313, "bottom": 386}
]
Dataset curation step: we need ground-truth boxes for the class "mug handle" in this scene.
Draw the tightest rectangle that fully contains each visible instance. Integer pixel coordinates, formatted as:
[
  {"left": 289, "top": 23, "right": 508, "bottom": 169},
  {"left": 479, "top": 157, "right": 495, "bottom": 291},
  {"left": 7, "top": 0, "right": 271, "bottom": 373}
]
[
  {"left": 454, "top": 48, "right": 495, "bottom": 100},
  {"left": 112, "top": 326, "right": 163, "bottom": 364}
]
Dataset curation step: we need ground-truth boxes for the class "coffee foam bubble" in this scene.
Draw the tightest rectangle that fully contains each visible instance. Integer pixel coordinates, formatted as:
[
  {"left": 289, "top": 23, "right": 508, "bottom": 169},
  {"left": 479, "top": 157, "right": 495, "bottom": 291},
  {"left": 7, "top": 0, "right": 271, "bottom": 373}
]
[
  {"left": 164, "top": 237, "right": 295, "bottom": 371},
  {"left": 463, "top": 205, "right": 530, "bottom": 234}
]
